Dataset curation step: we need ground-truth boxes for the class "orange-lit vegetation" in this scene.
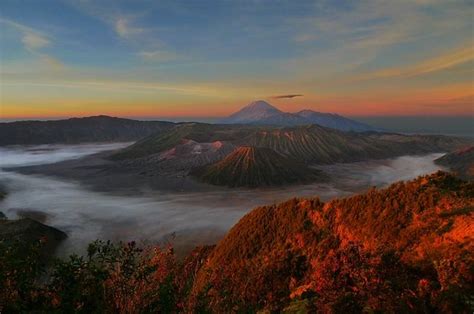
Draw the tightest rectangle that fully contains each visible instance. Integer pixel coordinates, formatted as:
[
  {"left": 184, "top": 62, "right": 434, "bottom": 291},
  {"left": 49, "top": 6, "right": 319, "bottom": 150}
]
[
  {"left": 1, "top": 172, "right": 472, "bottom": 312},
  {"left": 193, "top": 171, "right": 473, "bottom": 312}
]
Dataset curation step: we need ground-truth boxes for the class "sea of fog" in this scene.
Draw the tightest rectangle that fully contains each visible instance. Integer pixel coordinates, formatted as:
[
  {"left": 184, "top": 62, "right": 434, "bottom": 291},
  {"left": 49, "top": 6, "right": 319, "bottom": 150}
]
[{"left": 0, "top": 144, "right": 445, "bottom": 256}]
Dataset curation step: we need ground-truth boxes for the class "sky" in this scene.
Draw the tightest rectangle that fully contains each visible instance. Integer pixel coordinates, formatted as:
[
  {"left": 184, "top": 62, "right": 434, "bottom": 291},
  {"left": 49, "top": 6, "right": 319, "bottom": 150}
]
[{"left": 0, "top": 0, "right": 473, "bottom": 119}]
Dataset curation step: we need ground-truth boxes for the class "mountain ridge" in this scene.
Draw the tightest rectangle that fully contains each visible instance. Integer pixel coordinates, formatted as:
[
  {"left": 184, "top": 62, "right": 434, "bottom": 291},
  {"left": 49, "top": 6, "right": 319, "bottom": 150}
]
[
  {"left": 0, "top": 115, "right": 175, "bottom": 146},
  {"left": 221, "top": 100, "right": 378, "bottom": 131},
  {"left": 296, "top": 109, "right": 375, "bottom": 131}
]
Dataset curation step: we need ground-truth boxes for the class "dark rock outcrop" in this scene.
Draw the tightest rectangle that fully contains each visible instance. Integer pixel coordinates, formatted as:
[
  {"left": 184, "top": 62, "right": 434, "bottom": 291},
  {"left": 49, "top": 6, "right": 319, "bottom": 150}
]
[{"left": 0, "top": 218, "right": 67, "bottom": 258}]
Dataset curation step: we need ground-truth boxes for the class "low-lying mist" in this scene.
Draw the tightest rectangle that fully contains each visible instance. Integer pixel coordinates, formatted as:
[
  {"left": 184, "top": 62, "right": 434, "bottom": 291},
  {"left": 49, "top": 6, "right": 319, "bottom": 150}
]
[
  {"left": 0, "top": 143, "right": 131, "bottom": 168},
  {"left": 0, "top": 144, "right": 445, "bottom": 256}
]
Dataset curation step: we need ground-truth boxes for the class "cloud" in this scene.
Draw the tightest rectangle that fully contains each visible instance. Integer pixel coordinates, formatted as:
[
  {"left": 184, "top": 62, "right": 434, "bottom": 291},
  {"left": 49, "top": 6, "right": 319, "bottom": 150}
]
[
  {"left": 352, "top": 44, "right": 474, "bottom": 81},
  {"left": 21, "top": 32, "right": 50, "bottom": 50},
  {"left": 0, "top": 18, "right": 65, "bottom": 71},
  {"left": 0, "top": 18, "right": 51, "bottom": 51},
  {"left": 114, "top": 17, "right": 144, "bottom": 38},
  {"left": 286, "top": 0, "right": 472, "bottom": 83},
  {"left": 137, "top": 50, "right": 177, "bottom": 62},
  {"left": 292, "top": 1, "right": 418, "bottom": 47},
  {"left": 420, "top": 94, "right": 474, "bottom": 109},
  {"left": 68, "top": 1, "right": 149, "bottom": 40},
  {"left": 271, "top": 94, "right": 303, "bottom": 99}
]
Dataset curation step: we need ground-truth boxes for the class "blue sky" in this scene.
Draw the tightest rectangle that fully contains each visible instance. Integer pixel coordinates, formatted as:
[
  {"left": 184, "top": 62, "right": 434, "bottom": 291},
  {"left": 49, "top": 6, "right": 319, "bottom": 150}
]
[{"left": 1, "top": 0, "right": 473, "bottom": 118}]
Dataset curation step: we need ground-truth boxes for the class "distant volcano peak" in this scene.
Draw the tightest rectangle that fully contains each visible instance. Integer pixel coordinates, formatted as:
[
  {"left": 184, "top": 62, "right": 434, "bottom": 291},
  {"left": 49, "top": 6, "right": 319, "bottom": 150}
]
[
  {"left": 222, "top": 100, "right": 282, "bottom": 124},
  {"left": 244, "top": 100, "right": 279, "bottom": 111},
  {"left": 220, "top": 100, "right": 377, "bottom": 131}
]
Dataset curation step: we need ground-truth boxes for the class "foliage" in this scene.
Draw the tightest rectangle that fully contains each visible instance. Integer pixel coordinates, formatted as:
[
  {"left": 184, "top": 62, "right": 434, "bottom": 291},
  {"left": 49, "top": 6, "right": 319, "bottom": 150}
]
[
  {"left": 0, "top": 240, "right": 212, "bottom": 313},
  {"left": 0, "top": 240, "right": 46, "bottom": 312}
]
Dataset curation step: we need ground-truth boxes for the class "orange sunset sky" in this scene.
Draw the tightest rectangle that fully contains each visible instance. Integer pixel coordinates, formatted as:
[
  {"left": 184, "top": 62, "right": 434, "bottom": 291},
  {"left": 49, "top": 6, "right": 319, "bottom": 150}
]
[{"left": 1, "top": 0, "right": 473, "bottom": 119}]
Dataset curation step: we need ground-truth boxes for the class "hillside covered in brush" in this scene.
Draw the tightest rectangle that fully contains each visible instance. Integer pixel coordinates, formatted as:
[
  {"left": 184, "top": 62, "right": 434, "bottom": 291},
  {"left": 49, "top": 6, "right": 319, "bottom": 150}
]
[
  {"left": 191, "top": 171, "right": 474, "bottom": 312},
  {"left": 436, "top": 146, "right": 473, "bottom": 180},
  {"left": 0, "top": 116, "right": 174, "bottom": 146},
  {"left": 193, "top": 146, "right": 325, "bottom": 187},
  {"left": 2, "top": 172, "right": 473, "bottom": 313}
]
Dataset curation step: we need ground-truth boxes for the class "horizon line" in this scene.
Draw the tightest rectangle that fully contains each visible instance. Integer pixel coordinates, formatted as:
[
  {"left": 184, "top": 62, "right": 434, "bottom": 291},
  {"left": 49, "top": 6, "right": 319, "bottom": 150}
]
[{"left": 2, "top": 113, "right": 474, "bottom": 123}]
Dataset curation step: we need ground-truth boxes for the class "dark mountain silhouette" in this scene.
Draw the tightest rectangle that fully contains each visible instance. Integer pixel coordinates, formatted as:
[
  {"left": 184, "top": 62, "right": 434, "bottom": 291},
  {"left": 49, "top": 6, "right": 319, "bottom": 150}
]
[
  {"left": 436, "top": 146, "right": 474, "bottom": 180},
  {"left": 193, "top": 146, "right": 325, "bottom": 187},
  {"left": 0, "top": 115, "right": 174, "bottom": 146},
  {"left": 221, "top": 100, "right": 377, "bottom": 131}
]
